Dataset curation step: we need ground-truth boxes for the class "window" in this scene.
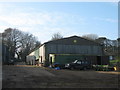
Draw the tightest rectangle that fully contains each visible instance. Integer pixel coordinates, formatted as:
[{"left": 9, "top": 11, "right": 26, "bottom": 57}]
[
  {"left": 85, "top": 61, "right": 88, "bottom": 64},
  {"left": 74, "top": 60, "right": 78, "bottom": 63},
  {"left": 82, "top": 61, "right": 84, "bottom": 64},
  {"left": 77, "top": 61, "right": 81, "bottom": 64}
]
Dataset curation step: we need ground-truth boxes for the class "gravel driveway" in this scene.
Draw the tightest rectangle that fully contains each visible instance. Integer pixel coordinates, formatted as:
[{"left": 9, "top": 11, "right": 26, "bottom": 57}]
[{"left": 2, "top": 65, "right": 119, "bottom": 88}]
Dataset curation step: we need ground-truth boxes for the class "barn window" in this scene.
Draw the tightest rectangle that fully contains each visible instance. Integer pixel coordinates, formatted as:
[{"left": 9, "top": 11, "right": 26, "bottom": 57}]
[
  {"left": 77, "top": 61, "right": 82, "bottom": 64},
  {"left": 73, "top": 40, "right": 77, "bottom": 43}
]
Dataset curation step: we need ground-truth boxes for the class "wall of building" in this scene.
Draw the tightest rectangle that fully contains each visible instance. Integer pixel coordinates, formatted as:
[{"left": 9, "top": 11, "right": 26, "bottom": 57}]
[
  {"left": 34, "top": 49, "right": 39, "bottom": 60},
  {"left": 2, "top": 43, "right": 10, "bottom": 64},
  {"left": 37, "top": 36, "right": 108, "bottom": 66},
  {"left": 46, "top": 44, "right": 102, "bottom": 55},
  {"left": 49, "top": 54, "right": 93, "bottom": 64},
  {"left": 49, "top": 54, "right": 108, "bottom": 65},
  {"left": 0, "top": 39, "right": 1, "bottom": 55},
  {"left": 29, "top": 51, "right": 35, "bottom": 56},
  {"left": 39, "top": 45, "right": 46, "bottom": 64},
  {"left": 42, "top": 43, "right": 104, "bottom": 66},
  {"left": 28, "top": 48, "right": 39, "bottom": 59},
  {"left": 101, "top": 56, "right": 109, "bottom": 65},
  {"left": 26, "top": 55, "right": 36, "bottom": 65}
]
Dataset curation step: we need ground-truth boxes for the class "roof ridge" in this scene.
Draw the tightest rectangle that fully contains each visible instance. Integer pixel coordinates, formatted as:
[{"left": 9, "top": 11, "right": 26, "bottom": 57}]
[{"left": 42, "top": 35, "right": 101, "bottom": 45}]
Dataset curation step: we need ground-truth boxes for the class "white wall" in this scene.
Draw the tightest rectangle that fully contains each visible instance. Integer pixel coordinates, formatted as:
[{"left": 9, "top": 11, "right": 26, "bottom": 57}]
[
  {"left": 39, "top": 45, "right": 45, "bottom": 63},
  {"left": 29, "top": 51, "right": 35, "bottom": 56}
]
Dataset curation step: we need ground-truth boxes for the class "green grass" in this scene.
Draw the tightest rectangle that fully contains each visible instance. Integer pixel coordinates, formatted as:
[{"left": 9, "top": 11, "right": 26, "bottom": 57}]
[
  {"left": 110, "top": 60, "right": 120, "bottom": 67},
  {"left": 95, "top": 65, "right": 108, "bottom": 67},
  {"left": 110, "top": 60, "right": 120, "bottom": 64}
]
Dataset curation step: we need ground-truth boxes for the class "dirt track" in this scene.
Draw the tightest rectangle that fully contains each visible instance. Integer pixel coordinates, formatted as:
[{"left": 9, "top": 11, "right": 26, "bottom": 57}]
[{"left": 2, "top": 65, "right": 119, "bottom": 88}]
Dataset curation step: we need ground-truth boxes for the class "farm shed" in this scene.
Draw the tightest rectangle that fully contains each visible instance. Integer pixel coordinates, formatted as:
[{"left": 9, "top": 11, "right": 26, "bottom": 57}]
[
  {"left": 26, "top": 46, "right": 40, "bottom": 65},
  {"left": 26, "top": 55, "right": 36, "bottom": 65},
  {"left": 28, "top": 36, "right": 109, "bottom": 66}
]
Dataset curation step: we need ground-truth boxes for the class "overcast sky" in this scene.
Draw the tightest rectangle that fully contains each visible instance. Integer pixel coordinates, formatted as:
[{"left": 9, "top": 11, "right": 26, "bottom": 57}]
[{"left": 0, "top": 2, "right": 118, "bottom": 43}]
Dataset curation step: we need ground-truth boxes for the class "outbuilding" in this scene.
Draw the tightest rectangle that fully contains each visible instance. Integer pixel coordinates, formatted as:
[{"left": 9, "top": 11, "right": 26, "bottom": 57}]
[{"left": 28, "top": 36, "right": 109, "bottom": 67}]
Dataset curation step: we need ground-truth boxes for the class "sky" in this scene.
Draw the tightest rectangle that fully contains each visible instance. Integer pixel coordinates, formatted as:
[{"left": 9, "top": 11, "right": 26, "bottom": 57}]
[{"left": 0, "top": 2, "right": 118, "bottom": 43}]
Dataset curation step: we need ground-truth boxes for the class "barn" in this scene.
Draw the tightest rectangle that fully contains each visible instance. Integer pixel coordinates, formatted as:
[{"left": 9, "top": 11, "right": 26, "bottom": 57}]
[{"left": 28, "top": 36, "right": 109, "bottom": 67}]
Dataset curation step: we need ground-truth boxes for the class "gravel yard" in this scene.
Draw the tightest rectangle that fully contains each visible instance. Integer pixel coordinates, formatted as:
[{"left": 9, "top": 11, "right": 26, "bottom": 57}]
[{"left": 2, "top": 65, "right": 119, "bottom": 88}]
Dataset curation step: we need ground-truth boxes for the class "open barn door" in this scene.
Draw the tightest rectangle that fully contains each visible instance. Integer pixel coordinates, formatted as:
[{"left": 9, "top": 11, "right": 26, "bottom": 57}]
[{"left": 97, "top": 56, "right": 102, "bottom": 65}]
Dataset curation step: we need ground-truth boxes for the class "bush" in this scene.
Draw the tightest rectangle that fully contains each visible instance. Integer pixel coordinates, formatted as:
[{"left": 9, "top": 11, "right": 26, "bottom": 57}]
[
  {"left": 110, "top": 60, "right": 120, "bottom": 67},
  {"left": 93, "top": 65, "right": 114, "bottom": 71}
]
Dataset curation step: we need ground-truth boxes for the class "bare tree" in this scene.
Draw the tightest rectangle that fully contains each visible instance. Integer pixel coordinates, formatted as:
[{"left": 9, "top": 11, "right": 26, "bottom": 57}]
[
  {"left": 82, "top": 34, "right": 98, "bottom": 40},
  {"left": 95, "top": 37, "right": 118, "bottom": 56},
  {"left": 2, "top": 28, "right": 23, "bottom": 59},
  {"left": 2, "top": 28, "right": 41, "bottom": 62},
  {"left": 19, "top": 33, "right": 40, "bottom": 61},
  {"left": 51, "top": 32, "right": 63, "bottom": 40}
]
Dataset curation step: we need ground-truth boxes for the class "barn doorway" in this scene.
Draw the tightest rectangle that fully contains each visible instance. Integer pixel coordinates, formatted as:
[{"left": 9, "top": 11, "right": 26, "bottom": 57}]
[
  {"left": 49, "top": 57, "right": 53, "bottom": 65},
  {"left": 97, "top": 56, "right": 102, "bottom": 65}
]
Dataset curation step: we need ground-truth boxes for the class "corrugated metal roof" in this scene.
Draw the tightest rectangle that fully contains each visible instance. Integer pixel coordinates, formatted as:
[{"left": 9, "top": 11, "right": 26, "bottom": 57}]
[
  {"left": 29, "top": 35, "right": 102, "bottom": 54},
  {"left": 42, "top": 35, "right": 101, "bottom": 46}
]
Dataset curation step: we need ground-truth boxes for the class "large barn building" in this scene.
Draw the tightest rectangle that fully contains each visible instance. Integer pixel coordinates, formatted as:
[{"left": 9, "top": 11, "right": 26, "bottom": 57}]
[{"left": 27, "top": 36, "right": 109, "bottom": 67}]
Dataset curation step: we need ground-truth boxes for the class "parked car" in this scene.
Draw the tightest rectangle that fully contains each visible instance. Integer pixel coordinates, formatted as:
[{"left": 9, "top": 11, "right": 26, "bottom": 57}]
[{"left": 65, "top": 60, "right": 91, "bottom": 70}]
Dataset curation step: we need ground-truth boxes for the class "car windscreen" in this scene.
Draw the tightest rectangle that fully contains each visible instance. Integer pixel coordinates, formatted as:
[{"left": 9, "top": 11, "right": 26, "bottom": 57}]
[{"left": 73, "top": 60, "right": 78, "bottom": 63}]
